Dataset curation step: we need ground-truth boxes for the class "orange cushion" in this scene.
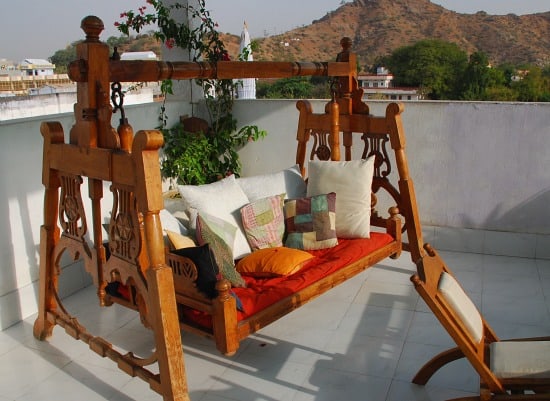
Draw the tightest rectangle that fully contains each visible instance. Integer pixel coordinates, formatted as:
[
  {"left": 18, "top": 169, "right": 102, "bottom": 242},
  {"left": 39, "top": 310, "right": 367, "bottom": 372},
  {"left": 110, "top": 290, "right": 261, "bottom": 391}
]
[
  {"left": 236, "top": 247, "right": 314, "bottom": 277},
  {"left": 166, "top": 230, "right": 196, "bottom": 249}
]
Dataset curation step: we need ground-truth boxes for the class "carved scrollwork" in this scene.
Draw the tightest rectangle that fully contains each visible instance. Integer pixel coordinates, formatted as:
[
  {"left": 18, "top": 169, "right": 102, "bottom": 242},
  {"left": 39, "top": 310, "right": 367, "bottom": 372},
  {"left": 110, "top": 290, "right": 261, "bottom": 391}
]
[
  {"left": 59, "top": 174, "right": 87, "bottom": 240},
  {"left": 310, "top": 129, "right": 332, "bottom": 161},
  {"left": 361, "top": 133, "right": 391, "bottom": 178},
  {"left": 108, "top": 185, "right": 141, "bottom": 263},
  {"left": 166, "top": 255, "right": 198, "bottom": 282}
]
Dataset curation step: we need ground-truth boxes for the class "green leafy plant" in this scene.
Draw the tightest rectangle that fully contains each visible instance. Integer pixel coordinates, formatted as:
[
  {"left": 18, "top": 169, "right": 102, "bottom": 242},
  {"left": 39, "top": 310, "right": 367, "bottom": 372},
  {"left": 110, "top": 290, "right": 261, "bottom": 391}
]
[
  {"left": 116, "top": 0, "right": 266, "bottom": 185},
  {"left": 162, "top": 122, "right": 265, "bottom": 185}
]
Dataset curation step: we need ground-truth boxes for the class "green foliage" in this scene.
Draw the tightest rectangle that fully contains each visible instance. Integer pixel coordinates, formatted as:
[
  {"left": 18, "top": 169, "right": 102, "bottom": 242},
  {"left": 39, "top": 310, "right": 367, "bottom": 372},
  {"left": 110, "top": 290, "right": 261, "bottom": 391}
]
[
  {"left": 512, "top": 67, "right": 547, "bottom": 102},
  {"left": 460, "top": 52, "right": 491, "bottom": 100},
  {"left": 162, "top": 122, "right": 266, "bottom": 185},
  {"left": 116, "top": 0, "right": 267, "bottom": 184},
  {"left": 49, "top": 43, "right": 79, "bottom": 73},
  {"left": 383, "top": 39, "right": 468, "bottom": 99},
  {"left": 256, "top": 76, "right": 330, "bottom": 99},
  {"left": 381, "top": 39, "right": 549, "bottom": 102}
]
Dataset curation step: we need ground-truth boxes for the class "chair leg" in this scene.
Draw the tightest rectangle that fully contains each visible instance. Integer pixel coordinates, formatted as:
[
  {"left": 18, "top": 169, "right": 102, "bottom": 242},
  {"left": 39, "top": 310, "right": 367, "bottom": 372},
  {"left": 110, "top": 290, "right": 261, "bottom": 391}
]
[{"left": 412, "top": 346, "right": 465, "bottom": 385}]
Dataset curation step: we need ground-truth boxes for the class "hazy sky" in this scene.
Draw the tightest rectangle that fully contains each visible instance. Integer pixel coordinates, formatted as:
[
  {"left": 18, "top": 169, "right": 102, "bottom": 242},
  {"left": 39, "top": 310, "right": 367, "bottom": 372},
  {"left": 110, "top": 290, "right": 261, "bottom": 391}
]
[{"left": 1, "top": 0, "right": 548, "bottom": 62}]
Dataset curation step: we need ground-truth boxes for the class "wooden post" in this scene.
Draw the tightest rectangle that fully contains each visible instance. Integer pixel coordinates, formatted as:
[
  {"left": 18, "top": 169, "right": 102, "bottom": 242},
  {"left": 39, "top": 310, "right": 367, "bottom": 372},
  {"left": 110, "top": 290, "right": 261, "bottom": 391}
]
[
  {"left": 386, "top": 102, "right": 425, "bottom": 262},
  {"left": 33, "top": 122, "right": 63, "bottom": 340},
  {"left": 133, "top": 131, "right": 190, "bottom": 400}
]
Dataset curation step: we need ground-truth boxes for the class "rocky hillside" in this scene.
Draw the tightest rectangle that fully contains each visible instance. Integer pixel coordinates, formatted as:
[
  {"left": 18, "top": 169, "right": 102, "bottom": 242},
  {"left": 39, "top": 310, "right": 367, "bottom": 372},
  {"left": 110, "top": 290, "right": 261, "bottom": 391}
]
[{"left": 224, "top": 0, "right": 549, "bottom": 68}]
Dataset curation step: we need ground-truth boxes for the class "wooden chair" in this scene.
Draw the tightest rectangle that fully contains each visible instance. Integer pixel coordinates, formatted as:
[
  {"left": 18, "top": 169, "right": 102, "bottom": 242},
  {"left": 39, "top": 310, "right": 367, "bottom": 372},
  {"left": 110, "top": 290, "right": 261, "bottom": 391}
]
[{"left": 411, "top": 243, "right": 550, "bottom": 400}]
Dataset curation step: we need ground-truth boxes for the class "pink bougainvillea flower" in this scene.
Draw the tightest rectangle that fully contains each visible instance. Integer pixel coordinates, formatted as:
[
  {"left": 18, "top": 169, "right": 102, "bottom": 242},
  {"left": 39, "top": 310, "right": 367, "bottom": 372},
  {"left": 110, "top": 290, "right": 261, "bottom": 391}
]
[{"left": 165, "top": 38, "right": 175, "bottom": 49}]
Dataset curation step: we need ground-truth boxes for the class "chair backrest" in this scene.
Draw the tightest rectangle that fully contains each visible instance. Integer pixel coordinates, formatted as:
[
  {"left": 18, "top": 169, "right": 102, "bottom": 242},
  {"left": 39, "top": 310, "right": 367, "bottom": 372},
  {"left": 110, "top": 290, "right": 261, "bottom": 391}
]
[
  {"left": 411, "top": 244, "right": 506, "bottom": 393},
  {"left": 294, "top": 97, "right": 425, "bottom": 262}
]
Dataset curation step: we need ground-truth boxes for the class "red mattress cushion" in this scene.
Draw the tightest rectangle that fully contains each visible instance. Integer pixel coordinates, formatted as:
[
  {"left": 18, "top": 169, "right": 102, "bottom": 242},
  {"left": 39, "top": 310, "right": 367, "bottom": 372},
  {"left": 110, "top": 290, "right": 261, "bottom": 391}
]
[{"left": 182, "top": 232, "right": 394, "bottom": 327}]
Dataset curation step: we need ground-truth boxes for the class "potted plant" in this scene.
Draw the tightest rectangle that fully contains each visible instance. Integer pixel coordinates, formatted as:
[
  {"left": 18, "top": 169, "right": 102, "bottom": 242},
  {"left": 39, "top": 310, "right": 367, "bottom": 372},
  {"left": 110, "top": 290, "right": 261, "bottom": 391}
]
[{"left": 116, "top": 0, "right": 266, "bottom": 185}]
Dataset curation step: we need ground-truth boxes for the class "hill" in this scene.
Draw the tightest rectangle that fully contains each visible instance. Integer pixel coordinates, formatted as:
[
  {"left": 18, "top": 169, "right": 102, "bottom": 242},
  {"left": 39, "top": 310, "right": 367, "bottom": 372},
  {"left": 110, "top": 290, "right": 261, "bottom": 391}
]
[
  {"left": 111, "top": 0, "right": 549, "bottom": 70},
  {"left": 223, "top": 0, "right": 549, "bottom": 69}
]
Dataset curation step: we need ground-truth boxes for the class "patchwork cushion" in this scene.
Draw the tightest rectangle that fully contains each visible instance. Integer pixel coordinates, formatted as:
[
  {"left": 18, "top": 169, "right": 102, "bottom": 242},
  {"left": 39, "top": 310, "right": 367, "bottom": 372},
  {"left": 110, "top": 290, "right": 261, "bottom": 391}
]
[
  {"left": 240, "top": 194, "right": 285, "bottom": 250},
  {"left": 196, "top": 212, "right": 246, "bottom": 287},
  {"left": 237, "top": 165, "right": 307, "bottom": 201},
  {"left": 171, "top": 244, "right": 219, "bottom": 298},
  {"left": 178, "top": 175, "right": 251, "bottom": 259},
  {"left": 236, "top": 247, "right": 314, "bottom": 277},
  {"left": 307, "top": 157, "right": 375, "bottom": 238},
  {"left": 284, "top": 192, "right": 338, "bottom": 250}
]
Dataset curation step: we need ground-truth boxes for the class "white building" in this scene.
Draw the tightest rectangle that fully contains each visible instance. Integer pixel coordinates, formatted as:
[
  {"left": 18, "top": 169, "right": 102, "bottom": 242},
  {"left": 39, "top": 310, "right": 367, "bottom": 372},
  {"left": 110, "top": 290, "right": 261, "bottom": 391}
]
[
  {"left": 358, "top": 67, "right": 422, "bottom": 100},
  {"left": 18, "top": 59, "right": 55, "bottom": 76},
  {"left": 358, "top": 66, "right": 393, "bottom": 89},
  {"left": 120, "top": 51, "right": 158, "bottom": 61}
]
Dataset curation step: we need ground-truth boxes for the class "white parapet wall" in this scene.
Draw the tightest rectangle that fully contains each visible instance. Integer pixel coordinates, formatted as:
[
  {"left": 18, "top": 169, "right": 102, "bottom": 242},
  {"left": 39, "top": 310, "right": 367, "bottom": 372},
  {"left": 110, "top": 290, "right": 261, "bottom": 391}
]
[{"left": 0, "top": 88, "right": 158, "bottom": 121}]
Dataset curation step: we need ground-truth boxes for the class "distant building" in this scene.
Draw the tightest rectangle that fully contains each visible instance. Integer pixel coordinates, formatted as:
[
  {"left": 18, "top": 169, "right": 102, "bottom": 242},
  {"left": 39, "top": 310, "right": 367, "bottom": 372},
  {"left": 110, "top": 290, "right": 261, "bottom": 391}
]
[
  {"left": 120, "top": 51, "right": 158, "bottom": 61},
  {"left": 18, "top": 59, "right": 55, "bottom": 76},
  {"left": 359, "top": 67, "right": 393, "bottom": 89},
  {"left": 0, "top": 59, "right": 17, "bottom": 75},
  {"left": 0, "top": 73, "right": 73, "bottom": 96},
  {"left": 358, "top": 67, "right": 422, "bottom": 100}
]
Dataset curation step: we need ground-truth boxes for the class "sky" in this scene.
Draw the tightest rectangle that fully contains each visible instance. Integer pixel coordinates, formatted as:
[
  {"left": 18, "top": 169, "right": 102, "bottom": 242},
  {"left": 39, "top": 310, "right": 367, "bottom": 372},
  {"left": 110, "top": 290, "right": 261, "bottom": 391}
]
[{"left": 1, "top": 0, "right": 548, "bottom": 62}]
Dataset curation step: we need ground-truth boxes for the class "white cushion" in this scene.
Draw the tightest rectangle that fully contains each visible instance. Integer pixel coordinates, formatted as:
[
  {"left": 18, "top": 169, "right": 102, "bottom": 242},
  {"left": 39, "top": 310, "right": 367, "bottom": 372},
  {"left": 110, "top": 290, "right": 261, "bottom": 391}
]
[
  {"left": 163, "top": 196, "right": 190, "bottom": 229},
  {"left": 159, "top": 209, "right": 188, "bottom": 235},
  {"left": 178, "top": 175, "right": 252, "bottom": 259},
  {"left": 306, "top": 157, "right": 374, "bottom": 238},
  {"left": 490, "top": 341, "right": 550, "bottom": 379},
  {"left": 237, "top": 165, "right": 307, "bottom": 202},
  {"left": 438, "top": 272, "right": 483, "bottom": 343}
]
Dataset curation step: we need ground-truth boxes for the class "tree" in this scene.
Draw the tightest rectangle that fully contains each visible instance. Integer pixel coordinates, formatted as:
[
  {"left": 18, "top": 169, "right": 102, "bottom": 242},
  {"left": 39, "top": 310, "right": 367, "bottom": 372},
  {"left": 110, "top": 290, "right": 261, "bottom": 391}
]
[
  {"left": 49, "top": 43, "right": 79, "bottom": 73},
  {"left": 383, "top": 39, "right": 468, "bottom": 99},
  {"left": 461, "top": 52, "right": 491, "bottom": 100},
  {"left": 257, "top": 77, "right": 315, "bottom": 99},
  {"left": 512, "top": 66, "right": 548, "bottom": 102}
]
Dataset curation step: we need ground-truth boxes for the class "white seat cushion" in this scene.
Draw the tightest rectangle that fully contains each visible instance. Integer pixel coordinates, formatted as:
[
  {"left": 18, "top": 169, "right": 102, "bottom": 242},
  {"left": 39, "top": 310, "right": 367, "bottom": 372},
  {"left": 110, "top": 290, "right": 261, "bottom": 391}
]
[
  {"left": 490, "top": 341, "right": 550, "bottom": 379},
  {"left": 438, "top": 271, "right": 483, "bottom": 343}
]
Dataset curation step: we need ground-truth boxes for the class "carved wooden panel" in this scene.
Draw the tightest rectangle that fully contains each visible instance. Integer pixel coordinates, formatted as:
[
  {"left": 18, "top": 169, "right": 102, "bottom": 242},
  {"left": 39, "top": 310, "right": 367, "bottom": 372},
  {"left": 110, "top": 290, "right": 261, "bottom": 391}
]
[
  {"left": 108, "top": 185, "right": 141, "bottom": 264},
  {"left": 309, "top": 130, "right": 332, "bottom": 161},
  {"left": 59, "top": 174, "right": 87, "bottom": 241}
]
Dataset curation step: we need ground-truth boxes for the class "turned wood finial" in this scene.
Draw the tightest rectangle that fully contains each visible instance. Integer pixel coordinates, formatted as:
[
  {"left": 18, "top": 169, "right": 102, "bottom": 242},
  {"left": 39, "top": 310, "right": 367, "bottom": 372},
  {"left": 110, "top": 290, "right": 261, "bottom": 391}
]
[
  {"left": 389, "top": 206, "right": 400, "bottom": 218},
  {"left": 340, "top": 37, "right": 352, "bottom": 52},
  {"left": 424, "top": 243, "right": 436, "bottom": 257},
  {"left": 215, "top": 279, "right": 232, "bottom": 301},
  {"left": 81, "top": 16, "right": 104, "bottom": 42}
]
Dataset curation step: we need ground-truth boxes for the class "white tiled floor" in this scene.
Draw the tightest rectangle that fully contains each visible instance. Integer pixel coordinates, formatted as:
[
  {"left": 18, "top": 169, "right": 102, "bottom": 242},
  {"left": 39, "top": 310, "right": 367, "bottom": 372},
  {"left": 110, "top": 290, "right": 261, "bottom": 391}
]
[{"left": 1, "top": 250, "right": 549, "bottom": 401}]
